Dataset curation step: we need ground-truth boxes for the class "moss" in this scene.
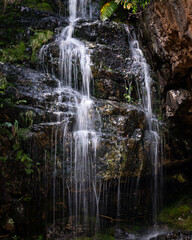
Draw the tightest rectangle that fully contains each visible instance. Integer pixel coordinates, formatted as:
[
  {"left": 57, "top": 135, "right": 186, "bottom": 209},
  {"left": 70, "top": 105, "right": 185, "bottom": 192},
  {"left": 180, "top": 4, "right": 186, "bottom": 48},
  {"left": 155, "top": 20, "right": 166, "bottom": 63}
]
[
  {"left": 0, "top": 5, "right": 26, "bottom": 47},
  {"left": 97, "top": 235, "right": 115, "bottom": 240},
  {"left": 1, "top": 0, "right": 53, "bottom": 12},
  {"left": 24, "top": 2, "right": 53, "bottom": 12},
  {"left": 158, "top": 195, "right": 192, "bottom": 230},
  {"left": 0, "top": 0, "right": 54, "bottom": 64},
  {"left": 30, "top": 29, "right": 53, "bottom": 63},
  {"left": 0, "top": 75, "right": 15, "bottom": 108},
  {"left": 126, "top": 224, "right": 141, "bottom": 234},
  {"left": 73, "top": 228, "right": 115, "bottom": 240},
  {"left": 18, "top": 128, "right": 30, "bottom": 140},
  {"left": 0, "top": 41, "right": 28, "bottom": 63},
  {"left": 172, "top": 174, "right": 187, "bottom": 183},
  {"left": 0, "top": 28, "right": 53, "bottom": 65}
]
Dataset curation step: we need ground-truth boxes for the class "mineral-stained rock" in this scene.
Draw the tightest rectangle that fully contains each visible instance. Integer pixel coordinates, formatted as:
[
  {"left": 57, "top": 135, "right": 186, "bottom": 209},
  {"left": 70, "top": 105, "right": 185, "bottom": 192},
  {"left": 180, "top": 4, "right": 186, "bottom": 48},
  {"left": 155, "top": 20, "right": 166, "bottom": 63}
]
[
  {"left": 138, "top": 0, "right": 192, "bottom": 161},
  {"left": 139, "top": 0, "right": 192, "bottom": 85},
  {"left": 96, "top": 100, "right": 146, "bottom": 179}
]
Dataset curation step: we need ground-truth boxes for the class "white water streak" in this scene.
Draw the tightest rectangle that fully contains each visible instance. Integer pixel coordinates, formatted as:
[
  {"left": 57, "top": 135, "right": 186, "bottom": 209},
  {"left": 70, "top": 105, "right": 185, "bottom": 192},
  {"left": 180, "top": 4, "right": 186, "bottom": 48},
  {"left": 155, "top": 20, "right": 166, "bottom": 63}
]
[
  {"left": 126, "top": 25, "right": 161, "bottom": 225},
  {"left": 40, "top": 0, "right": 101, "bottom": 231}
]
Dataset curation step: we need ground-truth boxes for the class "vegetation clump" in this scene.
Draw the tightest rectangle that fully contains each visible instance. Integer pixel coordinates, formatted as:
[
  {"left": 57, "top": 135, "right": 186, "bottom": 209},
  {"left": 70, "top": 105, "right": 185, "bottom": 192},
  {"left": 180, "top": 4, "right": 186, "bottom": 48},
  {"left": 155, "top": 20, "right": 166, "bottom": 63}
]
[
  {"left": 158, "top": 195, "right": 192, "bottom": 231},
  {"left": 2, "top": 0, "right": 53, "bottom": 12},
  {"left": 22, "top": 0, "right": 53, "bottom": 11},
  {"left": 0, "top": 41, "right": 27, "bottom": 63},
  {"left": 0, "top": 119, "right": 34, "bottom": 174},
  {"left": 30, "top": 29, "right": 53, "bottom": 63},
  {"left": 100, "top": 0, "right": 151, "bottom": 21},
  {"left": 0, "top": 30, "right": 53, "bottom": 65}
]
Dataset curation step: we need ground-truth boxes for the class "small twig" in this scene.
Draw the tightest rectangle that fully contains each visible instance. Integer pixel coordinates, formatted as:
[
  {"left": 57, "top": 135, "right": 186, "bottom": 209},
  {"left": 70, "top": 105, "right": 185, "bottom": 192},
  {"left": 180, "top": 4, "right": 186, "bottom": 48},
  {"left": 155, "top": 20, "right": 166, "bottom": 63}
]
[{"left": 100, "top": 215, "right": 125, "bottom": 222}]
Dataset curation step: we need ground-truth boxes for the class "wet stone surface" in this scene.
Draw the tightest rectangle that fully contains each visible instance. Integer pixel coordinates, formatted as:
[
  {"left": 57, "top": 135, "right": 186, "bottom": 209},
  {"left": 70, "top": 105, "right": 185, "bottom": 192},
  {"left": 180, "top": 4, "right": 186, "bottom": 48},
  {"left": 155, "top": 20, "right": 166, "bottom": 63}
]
[
  {"left": 39, "top": 20, "right": 142, "bottom": 103},
  {"left": 0, "top": 5, "right": 162, "bottom": 236},
  {"left": 0, "top": 62, "right": 149, "bottom": 180},
  {"left": 149, "top": 231, "right": 192, "bottom": 240}
]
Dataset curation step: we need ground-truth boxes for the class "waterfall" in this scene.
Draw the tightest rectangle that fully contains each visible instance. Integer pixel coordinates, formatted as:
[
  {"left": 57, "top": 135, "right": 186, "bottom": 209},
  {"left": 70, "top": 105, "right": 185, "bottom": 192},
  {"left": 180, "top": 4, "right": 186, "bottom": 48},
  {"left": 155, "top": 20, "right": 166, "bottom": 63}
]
[
  {"left": 39, "top": 0, "right": 101, "bottom": 235},
  {"left": 126, "top": 26, "right": 162, "bottom": 226},
  {"left": 37, "top": 0, "right": 163, "bottom": 236}
]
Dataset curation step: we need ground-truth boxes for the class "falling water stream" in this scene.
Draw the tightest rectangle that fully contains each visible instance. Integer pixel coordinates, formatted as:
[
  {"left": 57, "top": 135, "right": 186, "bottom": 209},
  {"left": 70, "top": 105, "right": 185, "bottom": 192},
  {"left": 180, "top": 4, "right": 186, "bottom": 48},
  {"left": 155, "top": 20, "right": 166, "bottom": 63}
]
[
  {"left": 56, "top": 0, "right": 101, "bottom": 233},
  {"left": 38, "top": 0, "right": 163, "bottom": 238},
  {"left": 126, "top": 27, "right": 162, "bottom": 228},
  {"left": 39, "top": 0, "right": 102, "bottom": 235}
]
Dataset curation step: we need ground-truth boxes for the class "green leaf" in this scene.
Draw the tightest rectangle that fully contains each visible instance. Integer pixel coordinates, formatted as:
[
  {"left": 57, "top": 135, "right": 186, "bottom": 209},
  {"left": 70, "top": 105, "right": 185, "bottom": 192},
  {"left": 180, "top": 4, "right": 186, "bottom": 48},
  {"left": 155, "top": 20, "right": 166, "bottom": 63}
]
[
  {"left": 0, "top": 156, "right": 7, "bottom": 163},
  {"left": 21, "top": 154, "right": 27, "bottom": 163},
  {"left": 14, "top": 120, "right": 19, "bottom": 129},
  {"left": 23, "top": 195, "right": 32, "bottom": 202},
  {"left": 25, "top": 168, "right": 34, "bottom": 175},
  {"left": 13, "top": 143, "right": 20, "bottom": 151},
  {"left": 16, "top": 99, "right": 27, "bottom": 105},
  {"left": 100, "top": 1, "right": 118, "bottom": 21},
  {"left": 2, "top": 122, "right": 12, "bottom": 128},
  {"left": 16, "top": 150, "right": 23, "bottom": 160}
]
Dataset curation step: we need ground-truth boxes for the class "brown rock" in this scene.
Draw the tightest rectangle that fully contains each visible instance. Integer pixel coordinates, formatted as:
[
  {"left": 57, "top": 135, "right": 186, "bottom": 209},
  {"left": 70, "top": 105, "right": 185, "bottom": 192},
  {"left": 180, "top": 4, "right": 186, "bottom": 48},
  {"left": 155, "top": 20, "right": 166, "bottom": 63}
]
[
  {"left": 166, "top": 89, "right": 190, "bottom": 117},
  {"left": 138, "top": 0, "right": 192, "bottom": 161},
  {"left": 3, "top": 218, "right": 15, "bottom": 232},
  {"left": 139, "top": 0, "right": 192, "bottom": 86}
]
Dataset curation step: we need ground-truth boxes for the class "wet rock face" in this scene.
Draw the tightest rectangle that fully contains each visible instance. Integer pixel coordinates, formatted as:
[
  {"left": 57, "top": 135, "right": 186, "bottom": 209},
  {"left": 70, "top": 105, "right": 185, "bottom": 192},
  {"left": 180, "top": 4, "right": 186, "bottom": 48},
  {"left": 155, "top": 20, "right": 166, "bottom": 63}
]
[
  {"left": 0, "top": 24, "right": 150, "bottom": 232},
  {"left": 149, "top": 231, "right": 192, "bottom": 240},
  {"left": 36, "top": 19, "right": 149, "bottom": 180},
  {"left": 0, "top": 10, "right": 155, "bottom": 236},
  {"left": 0, "top": 5, "right": 68, "bottom": 46},
  {"left": 114, "top": 228, "right": 139, "bottom": 240},
  {"left": 0, "top": 62, "right": 147, "bottom": 180},
  {"left": 138, "top": 0, "right": 192, "bottom": 160},
  {"left": 42, "top": 20, "right": 132, "bottom": 102},
  {"left": 75, "top": 20, "right": 129, "bottom": 48},
  {"left": 97, "top": 101, "right": 146, "bottom": 179}
]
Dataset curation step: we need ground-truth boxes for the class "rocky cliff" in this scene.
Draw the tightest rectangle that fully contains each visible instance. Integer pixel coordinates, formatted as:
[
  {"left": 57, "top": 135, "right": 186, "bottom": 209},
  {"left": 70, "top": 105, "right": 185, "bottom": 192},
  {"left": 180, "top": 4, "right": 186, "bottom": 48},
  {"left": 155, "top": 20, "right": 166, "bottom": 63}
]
[
  {"left": 138, "top": 0, "right": 192, "bottom": 229},
  {"left": 138, "top": 0, "right": 192, "bottom": 162},
  {"left": 0, "top": 2, "right": 155, "bottom": 238},
  {"left": 1, "top": 0, "right": 192, "bottom": 238}
]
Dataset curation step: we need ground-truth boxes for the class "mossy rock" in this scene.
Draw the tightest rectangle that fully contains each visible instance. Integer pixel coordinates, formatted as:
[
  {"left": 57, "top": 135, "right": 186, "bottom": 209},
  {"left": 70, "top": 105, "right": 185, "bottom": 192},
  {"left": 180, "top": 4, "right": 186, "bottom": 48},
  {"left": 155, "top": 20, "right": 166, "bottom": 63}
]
[
  {"left": 30, "top": 29, "right": 53, "bottom": 63},
  {"left": 0, "top": 29, "right": 53, "bottom": 65},
  {"left": 158, "top": 195, "right": 192, "bottom": 231},
  {"left": 73, "top": 227, "right": 115, "bottom": 240},
  {"left": 23, "top": 1, "right": 53, "bottom": 12},
  {"left": 0, "top": 41, "right": 28, "bottom": 63}
]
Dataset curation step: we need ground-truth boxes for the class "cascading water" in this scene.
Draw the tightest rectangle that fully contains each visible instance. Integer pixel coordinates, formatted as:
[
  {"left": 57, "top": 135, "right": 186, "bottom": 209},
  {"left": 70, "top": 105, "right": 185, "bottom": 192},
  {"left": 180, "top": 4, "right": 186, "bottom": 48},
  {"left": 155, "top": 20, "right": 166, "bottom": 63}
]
[
  {"left": 39, "top": 0, "right": 102, "bottom": 235},
  {"left": 126, "top": 27, "right": 162, "bottom": 227},
  {"left": 38, "top": 1, "right": 163, "bottom": 236}
]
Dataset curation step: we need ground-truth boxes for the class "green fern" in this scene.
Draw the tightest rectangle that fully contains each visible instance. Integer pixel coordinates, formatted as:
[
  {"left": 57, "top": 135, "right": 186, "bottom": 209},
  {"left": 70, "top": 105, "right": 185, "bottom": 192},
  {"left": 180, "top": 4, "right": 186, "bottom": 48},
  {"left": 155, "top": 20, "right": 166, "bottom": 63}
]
[{"left": 100, "top": 1, "right": 118, "bottom": 21}]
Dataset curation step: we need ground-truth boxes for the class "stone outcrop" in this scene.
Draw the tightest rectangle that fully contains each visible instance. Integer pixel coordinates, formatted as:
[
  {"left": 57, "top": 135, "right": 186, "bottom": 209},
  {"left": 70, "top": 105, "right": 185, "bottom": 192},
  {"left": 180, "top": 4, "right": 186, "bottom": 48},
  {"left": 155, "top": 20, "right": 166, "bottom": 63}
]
[
  {"left": 138, "top": 0, "right": 192, "bottom": 161},
  {"left": 139, "top": 0, "right": 192, "bottom": 82}
]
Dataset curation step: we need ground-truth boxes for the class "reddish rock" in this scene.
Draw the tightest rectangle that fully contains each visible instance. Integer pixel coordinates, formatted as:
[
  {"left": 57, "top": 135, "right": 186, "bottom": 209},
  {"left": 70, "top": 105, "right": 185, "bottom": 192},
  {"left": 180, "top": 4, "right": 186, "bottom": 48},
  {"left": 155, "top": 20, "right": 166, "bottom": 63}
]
[
  {"left": 139, "top": 0, "right": 192, "bottom": 87},
  {"left": 138, "top": 0, "right": 192, "bottom": 160}
]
